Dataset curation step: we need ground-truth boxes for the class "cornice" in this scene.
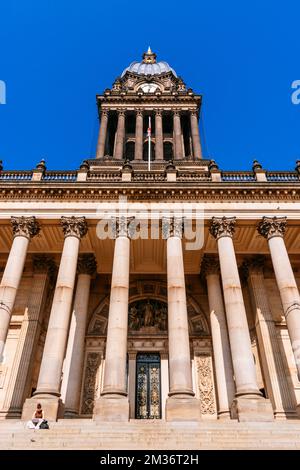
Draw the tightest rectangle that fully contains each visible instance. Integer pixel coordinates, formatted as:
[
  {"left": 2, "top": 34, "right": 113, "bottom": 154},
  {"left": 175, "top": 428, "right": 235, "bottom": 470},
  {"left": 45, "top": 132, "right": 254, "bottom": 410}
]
[{"left": 0, "top": 183, "right": 299, "bottom": 202}]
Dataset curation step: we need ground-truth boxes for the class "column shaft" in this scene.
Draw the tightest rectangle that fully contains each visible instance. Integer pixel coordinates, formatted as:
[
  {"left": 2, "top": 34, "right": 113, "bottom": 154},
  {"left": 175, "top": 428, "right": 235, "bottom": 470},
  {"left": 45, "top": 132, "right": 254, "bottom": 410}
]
[
  {"left": 114, "top": 111, "right": 125, "bottom": 160},
  {"left": 34, "top": 217, "right": 87, "bottom": 397},
  {"left": 102, "top": 235, "right": 130, "bottom": 395},
  {"left": 62, "top": 272, "right": 92, "bottom": 415},
  {"left": 173, "top": 112, "right": 183, "bottom": 160},
  {"left": 96, "top": 110, "right": 108, "bottom": 159},
  {"left": 155, "top": 111, "right": 163, "bottom": 160},
  {"left": 217, "top": 235, "right": 260, "bottom": 396},
  {"left": 269, "top": 236, "right": 300, "bottom": 377},
  {"left": 258, "top": 217, "right": 300, "bottom": 379},
  {"left": 190, "top": 111, "right": 203, "bottom": 159},
  {"left": 134, "top": 111, "right": 143, "bottom": 160},
  {"left": 206, "top": 272, "right": 235, "bottom": 416},
  {"left": 167, "top": 236, "right": 193, "bottom": 395},
  {"left": 247, "top": 265, "right": 297, "bottom": 417},
  {"left": 0, "top": 217, "right": 39, "bottom": 360}
]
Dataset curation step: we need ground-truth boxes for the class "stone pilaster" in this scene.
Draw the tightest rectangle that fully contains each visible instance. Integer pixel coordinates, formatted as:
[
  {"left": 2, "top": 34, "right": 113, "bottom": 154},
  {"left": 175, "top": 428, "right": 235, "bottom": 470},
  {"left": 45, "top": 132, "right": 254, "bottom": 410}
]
[
  {"left": 22, "top": 216, "right": 87, "bottom": 421},
  {"left": 0, "top": 217, "right": 40, "bottom": 361},
  {"left": 96, "top": 109, "right": 109, "bottom": 159},
  {"left": 93, "top": 217, "right": 133, "bottom": 422},
  {"left": 164, "top": 217, "right": 201, "bottom": 421},
  {"left": 258, "top": 216, "right": 300, "bottom": 381},
  {"left": 61, "top": 254, "right": 97, "bottom": 417},
  {"left": 244, "top": 255, "right": 297, "bottom": 419},
  {"left": 201, "top": 254, "right": 235, "bottom": 418},
  {"left": 210, "top": 217, "right": 274, "bottom": 421}
]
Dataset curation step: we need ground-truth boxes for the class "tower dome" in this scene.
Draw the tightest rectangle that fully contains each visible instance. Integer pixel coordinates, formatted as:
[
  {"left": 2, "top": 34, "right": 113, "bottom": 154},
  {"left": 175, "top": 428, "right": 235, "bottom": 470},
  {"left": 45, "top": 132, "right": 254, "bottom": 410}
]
[{"left": 121, "top": 47, "right": 177, "bottom": 77}]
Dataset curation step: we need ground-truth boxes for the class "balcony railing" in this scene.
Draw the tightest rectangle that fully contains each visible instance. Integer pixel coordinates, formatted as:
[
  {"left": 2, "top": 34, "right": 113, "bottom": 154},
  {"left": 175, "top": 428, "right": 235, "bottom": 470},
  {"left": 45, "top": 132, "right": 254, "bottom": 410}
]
[
  {"left": 0, "top": 171, "right": 32, "bottom": 180},
  {"left": 42, "top": 171, "right": 77, "bottom": 181},
  {"left": 221, "top": 172, "right": 256, "bottom": 182}
]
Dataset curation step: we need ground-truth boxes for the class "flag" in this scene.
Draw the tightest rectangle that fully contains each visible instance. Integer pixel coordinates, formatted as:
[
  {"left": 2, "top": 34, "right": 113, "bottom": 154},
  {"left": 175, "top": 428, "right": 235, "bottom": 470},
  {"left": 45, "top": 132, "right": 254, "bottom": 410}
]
[{"left": 147, "top": 116, "right": 151, "bottom": 171}]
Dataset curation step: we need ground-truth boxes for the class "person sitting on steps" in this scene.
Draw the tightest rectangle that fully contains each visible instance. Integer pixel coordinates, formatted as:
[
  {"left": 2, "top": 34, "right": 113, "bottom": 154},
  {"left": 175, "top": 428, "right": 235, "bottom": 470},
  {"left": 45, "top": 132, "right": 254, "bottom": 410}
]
[{"left": 27, "top": 403, "right": 44, "bottom": 429}]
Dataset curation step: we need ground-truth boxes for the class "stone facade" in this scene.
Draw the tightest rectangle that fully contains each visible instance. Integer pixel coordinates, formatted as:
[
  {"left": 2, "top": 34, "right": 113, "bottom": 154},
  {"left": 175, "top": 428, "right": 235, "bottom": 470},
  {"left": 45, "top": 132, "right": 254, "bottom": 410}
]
[{"left": 0, "top": 50, "right": 300, "bottom": 431}]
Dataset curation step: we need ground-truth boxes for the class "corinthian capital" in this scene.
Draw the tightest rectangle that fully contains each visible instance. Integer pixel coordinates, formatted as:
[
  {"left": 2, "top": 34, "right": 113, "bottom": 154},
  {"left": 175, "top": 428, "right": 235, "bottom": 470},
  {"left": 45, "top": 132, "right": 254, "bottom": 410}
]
[
  {"left": 257, "top": 216, "right": 287, "bottom": 240},
  {"left": 162, "top": 217, "right": 184, "bottom": 239},
  {"left": 11, "top": 216, "right": 40, "bottom": 240},
  {"left": 209, "top": 217, "right": 236, "bottom": 240},
  {"left": 61, "top": 216, "right": 88, "bottom": 239},
  {"left": 200, "top": 254, "right": 220, "bottom": 276},
  {"left": 77, "top": 253, "right": 97, "bottom": 275},
  {"left": 112, "top": 216, "right": 135, "bottom": 238}
]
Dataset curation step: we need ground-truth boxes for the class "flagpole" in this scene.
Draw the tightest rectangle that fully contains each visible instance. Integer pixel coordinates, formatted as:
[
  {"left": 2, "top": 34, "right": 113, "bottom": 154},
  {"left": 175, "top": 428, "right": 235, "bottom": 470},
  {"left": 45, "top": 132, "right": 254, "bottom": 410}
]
[{"left": 148, "top": 116, "right": 151, "bottom": 171}]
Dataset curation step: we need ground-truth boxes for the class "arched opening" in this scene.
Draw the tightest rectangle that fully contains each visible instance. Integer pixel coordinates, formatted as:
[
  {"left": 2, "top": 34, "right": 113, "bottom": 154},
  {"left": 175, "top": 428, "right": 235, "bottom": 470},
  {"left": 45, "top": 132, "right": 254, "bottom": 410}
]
[
  {"left": 163, "top": 142, "right": 173, "bottom": 161},
  {"left": 125, "top": 141, "right": 135, "bottom": 161},
  {"left": 143, "top": 142, "right": 155, "bottom": 161}
]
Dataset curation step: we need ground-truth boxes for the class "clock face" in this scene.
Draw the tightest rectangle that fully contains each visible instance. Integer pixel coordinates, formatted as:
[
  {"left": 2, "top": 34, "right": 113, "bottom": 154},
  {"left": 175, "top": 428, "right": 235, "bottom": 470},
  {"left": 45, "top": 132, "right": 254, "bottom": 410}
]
[{"left": 140, "top": 83, "right": 159, "bottom": 93}]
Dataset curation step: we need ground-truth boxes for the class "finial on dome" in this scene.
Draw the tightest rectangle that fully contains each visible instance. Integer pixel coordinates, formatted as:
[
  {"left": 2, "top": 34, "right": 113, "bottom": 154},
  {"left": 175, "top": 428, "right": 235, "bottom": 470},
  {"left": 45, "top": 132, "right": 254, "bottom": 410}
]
[{"left": 143, "top": 47, "right": 157, "bottom": 64}]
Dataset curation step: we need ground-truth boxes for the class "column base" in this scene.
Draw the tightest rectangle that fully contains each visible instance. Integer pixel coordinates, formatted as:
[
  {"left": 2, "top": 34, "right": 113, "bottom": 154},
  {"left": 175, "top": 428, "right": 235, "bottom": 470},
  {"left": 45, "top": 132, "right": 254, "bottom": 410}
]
[
  {"left": 165, "top": 396, "right": 201, "bottom": 422},
  {"left": 231, "top": 395, "right": 274, "bottom": 422},
  {"left": 93, "top": 396, "right": 129, "bottom": 422},
  {"left": 217, "top": 410, "right": 231, "bottom": 420},
  {"left": 21, "top": 395, "right": 63, "bottom": 422}
]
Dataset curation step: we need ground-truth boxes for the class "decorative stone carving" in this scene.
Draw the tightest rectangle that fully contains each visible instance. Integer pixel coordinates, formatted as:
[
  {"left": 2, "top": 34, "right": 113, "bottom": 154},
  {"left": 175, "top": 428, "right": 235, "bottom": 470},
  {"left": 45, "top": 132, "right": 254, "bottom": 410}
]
[
  {"left": 128, "top": 299, "right": 167, "bottom": 332},
  {"left": 11, "top": 216, "right": 40, "bottom": 239},
  {"left": 77, "top": 253, "right": 97, "bottom": 275},
  {"left": 209, "top": 216, "right": 236, "bottom": 240},
  {"left": 257, "top": 216, "right": 287, "bottom": 240},
  {"left": 60, "top": 216, "right": 88, "bottom": 239},
  {"left": 200, "top": 254, "right": 220, "bottom": 276},
  {"left": 81, "top": 352, "right": 101, "bottom": 415},
  {"left": 195, "top": 355, "right": 216, "bottom": 415},
  {"left": 111, "top": 216, "right": 135, "bottom": 238},
  {"left": 32, "top": 254, "right": 57, "bottom": 286},
  {"left": 162, "top": 217, "right": 183, "bottom": 239}
]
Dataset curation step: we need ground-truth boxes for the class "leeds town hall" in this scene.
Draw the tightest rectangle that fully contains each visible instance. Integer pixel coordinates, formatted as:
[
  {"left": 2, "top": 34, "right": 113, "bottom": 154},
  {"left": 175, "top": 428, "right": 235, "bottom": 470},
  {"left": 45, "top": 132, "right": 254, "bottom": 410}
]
[{"left": 1, "top": 49, "right": 300, "bottom": 449}]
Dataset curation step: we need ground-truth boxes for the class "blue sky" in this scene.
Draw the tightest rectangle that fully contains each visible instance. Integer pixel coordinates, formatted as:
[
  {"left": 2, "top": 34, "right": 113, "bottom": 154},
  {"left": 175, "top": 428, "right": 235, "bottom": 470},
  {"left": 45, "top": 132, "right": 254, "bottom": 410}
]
[{"left": 0, "top": 0, "right": 299, "bottom": 171}]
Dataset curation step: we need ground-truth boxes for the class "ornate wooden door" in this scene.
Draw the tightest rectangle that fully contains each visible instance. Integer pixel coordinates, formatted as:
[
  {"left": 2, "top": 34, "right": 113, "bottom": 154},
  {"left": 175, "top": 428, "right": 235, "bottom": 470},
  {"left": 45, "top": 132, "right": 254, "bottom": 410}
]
[{"left": 135, "top": 353, "right": 161, "bottom": 419}]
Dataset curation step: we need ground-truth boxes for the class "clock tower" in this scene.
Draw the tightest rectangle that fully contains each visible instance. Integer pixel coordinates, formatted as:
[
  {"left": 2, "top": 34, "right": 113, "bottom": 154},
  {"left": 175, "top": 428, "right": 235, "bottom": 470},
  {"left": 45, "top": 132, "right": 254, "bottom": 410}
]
[{"left": 95, "top": 48, "right": 203, "bottom": 163}]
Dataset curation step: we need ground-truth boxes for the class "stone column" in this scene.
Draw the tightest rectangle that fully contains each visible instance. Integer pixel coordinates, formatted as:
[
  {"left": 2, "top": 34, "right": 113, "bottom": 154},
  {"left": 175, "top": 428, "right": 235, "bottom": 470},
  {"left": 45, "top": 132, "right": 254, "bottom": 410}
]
[
  {"left": 61, "top": 254, "right": 97, "bottom": 417},
  {"left": 93, "top": 217, "right": 132, "bottom": 421},
  {"left": 163, "top": 217, "right": 201, "bottom": 421},
  {"left": 258, "top": 216, "right": 300, "bottom": 380},
  {"left": 245, "top": 256, "right": 297, "bottom": 419},
  {"left": 155, "top": 109, "right": 164, "bottom": 160},
  {"left": 134, "top": 109, "right": 143, "bottom": 160},
  {"left": 173, "top": 110, "right": 183, "bottom": 160},
  {"left": 96, "top": 109, "right": 109, "bottom": 159},
  {"left": 114, "top": 110, "right": 126, "bottom": 160},
  {"left": 190, "top": 110, "right": 203, "bottom": 159},
  {"left": 0, "top": 216, "right": 40, "bottom": 361},
  {"left": 22, "top": 216, "right": 87, "bottom": 421},
  {"left": 1, "top": 256, "right": 55, "bottom": 418},
  {"left": 201, "top": 255, "right": 235, "bottom": 419},
  {"left": 210, "top": 217, "right": 273, "bottom": 421}
]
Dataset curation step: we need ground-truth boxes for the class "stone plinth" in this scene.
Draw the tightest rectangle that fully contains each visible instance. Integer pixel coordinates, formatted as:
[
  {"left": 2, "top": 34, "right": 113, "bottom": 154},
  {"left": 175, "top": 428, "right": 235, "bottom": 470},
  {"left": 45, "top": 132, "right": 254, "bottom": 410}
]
[
  {"left": 231, "top": 395, "right": 274, "bottom": 422},
  {"left": 166, "top": 397, "right": 201, "bottom": 422},
  {"left": 93, "top": 396, "right": 129, "bottom": 422}
]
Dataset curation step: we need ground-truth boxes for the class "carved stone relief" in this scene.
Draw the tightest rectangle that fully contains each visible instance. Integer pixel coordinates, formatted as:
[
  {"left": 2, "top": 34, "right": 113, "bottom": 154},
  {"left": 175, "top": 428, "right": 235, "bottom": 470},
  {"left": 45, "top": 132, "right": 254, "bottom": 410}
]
[
  {"left": 80, "top": 352, "right": 101, "bottom": 415},
  {"left": 195, "top": 355, "right": 216, "bottom": 415}
]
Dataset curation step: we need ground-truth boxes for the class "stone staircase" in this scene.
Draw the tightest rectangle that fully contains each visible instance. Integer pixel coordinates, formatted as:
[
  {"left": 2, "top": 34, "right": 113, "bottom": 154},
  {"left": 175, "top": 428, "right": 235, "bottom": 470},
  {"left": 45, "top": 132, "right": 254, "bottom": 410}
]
[{"left": 1, "top": 419, "right": 300, "bottom": 450}]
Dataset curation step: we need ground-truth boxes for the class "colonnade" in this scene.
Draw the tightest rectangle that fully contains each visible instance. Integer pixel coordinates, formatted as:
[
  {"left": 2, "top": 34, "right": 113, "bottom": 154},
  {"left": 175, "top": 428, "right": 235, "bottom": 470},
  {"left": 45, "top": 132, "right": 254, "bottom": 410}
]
[
  {"left": 96, "top": 108, "right": 203, "bottom": 160},
  {"left": 0, "top": 215, "right": 299, "bottom": 421}
]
